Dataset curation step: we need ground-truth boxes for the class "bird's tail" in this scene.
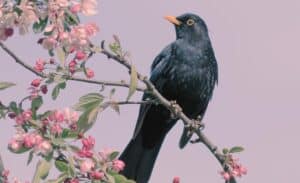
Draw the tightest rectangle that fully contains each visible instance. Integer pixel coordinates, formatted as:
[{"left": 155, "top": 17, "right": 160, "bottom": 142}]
[{"left": 119, "top": 134, "right": 164, "bottom": 183}]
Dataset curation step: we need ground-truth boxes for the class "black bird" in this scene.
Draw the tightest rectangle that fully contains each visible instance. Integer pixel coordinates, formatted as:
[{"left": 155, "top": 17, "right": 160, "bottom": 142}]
[{"left": 120, "top": 13, "right": 218, "bottom": 183}]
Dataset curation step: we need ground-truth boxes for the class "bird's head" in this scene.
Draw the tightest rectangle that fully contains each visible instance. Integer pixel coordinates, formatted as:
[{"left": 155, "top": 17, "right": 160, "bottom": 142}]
[{"left": 165, "top": 13, "right": 209, "bottom": 43}]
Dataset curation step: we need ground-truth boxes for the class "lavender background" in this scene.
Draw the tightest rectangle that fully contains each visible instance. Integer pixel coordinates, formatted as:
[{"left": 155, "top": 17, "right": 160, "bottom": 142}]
[{"left": 1, "top": 0, "right": 300, "bottom": 182}]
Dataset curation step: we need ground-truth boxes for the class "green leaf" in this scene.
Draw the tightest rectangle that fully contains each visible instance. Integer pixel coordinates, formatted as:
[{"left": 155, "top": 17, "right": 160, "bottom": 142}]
[
  {"left": 77, "top": 106, "right": 99, "bottom": 133},
  {"left": 33, "top": 17, "right": 48, "bottom": 33},
  {"left": 27, "top": 150, "right": 34, "bottom": 165},
  {"left": 31, "top": 96, "right": 43, "bottom": 111},
  {"left": 109, "top": 151, "right": 119, "bottom": 161},
  {"left": 32, "top": 159, "right": 52, "bottom": 183},
  {"left": 126, "top": 65, "right": 138, "bottom": 101},
  {"left": 61, "top": 129, "right": 78, "bottom": 139},
  {"left": 52, "top": 85, "right": 60, "bottom": 100},
  {"left": 56, "top": 47, "right": 66, "bottom": 66},
  {"left": 9, "top": 101, "right": 18, "bottom": 114},
  {"left": 229, "top": 146, "right": 244, "bottom": 153},
  {"left": 55, "top": 159, "right": 69, "bottom": 173},
  {"left": 0, "top": 82, "right": 15, "bottom": 90},
  {"left": 8, "top": 146, "right": 30, "bottom": 154},
  {"left": 73, "top": 93, "right": 103, "bottom": 111}
]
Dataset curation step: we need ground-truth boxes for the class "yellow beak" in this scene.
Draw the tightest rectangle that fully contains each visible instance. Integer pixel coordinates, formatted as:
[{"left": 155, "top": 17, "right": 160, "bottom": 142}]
[{"left": 164, "top": 15, "right": 182, "bottom": 26}]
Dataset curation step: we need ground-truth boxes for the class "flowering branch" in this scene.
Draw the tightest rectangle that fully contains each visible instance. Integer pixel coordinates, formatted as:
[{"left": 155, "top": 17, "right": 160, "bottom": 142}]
[{"left": 0, "top": 42, "right": 146, "bottom": 91}]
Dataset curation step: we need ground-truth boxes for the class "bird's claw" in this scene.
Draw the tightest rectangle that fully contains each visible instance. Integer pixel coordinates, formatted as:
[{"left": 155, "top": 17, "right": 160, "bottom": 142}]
[{"left": 170, "top": 100, "right": 182, "bottom": 116}]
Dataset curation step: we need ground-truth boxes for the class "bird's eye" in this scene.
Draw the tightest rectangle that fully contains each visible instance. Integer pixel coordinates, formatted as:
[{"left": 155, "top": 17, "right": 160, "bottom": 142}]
[{"left": 186, "top": 19, "right": 195, "bottom": 26}]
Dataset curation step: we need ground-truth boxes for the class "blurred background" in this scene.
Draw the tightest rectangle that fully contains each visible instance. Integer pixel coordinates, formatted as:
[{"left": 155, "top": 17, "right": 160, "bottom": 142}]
[{"left": 1, "top": 0, "right": 300, "bottom": 182}]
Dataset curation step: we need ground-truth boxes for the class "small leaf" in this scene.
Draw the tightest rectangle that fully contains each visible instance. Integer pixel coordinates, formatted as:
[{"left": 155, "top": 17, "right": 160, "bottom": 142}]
[
  {"left": 27, "top": 150, "right": 34, "bottom": 165},
  {"left": 73, "top": 93, "right": 103, "bottom": 111},
  {"left": 222, "top": 148, "right": 229, "bottom": 155},
  {"left": 55, "top": 159, "right": 69, "bottom": 173},
  {"left": 0, "top": 82, "right": 15, "bottom": 90},
  {"left": 8, "top": 146, "right": 30, "bottom": 154},
  {"left": 61, "top": 129, "right": 78, "bottom": 139},
  {"left": 32, "top": 159, "right": 52, "bottom": 183},
  {"left": 109, "top": 171, "right": 135, "bottom": 183},
  {"left": 33, "top": 17, "right": 48, "bottom": 33},
  {"left": 126, "top": 65, "right": 138, "bottom": 101},
  {"left": 52, "top": 85, "right": 60, "bottom": 100},
  {"left": 51, "top": 138, "right": 66, "bottom": 147},
  {"left": 229, "top": 146, "right": 244, "bottom": 153},
  {"left": 31, "top": 96, "right": 43, "bottom": 111},
  {"left": 109, "top": 151, "right": 119, "bottom": 161},
  {"left": 45, "top": 174, "right": 68, "bottom": 183},
  {"left": 9, "top": 101, "right": 18, "bottom": 114}
]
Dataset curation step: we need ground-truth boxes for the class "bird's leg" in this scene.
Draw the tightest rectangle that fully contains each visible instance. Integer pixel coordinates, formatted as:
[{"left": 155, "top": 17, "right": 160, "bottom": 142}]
[{"left": 188, "top": 115, "right": 206, "bottom": 144}]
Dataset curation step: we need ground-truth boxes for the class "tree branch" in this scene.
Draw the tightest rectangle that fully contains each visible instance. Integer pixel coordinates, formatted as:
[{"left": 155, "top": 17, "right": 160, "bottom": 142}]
[
  {"left": 100, "top": 41, "right": 237, "bottom": 183},
  {"left": 0, "top": 42, "right": 146, "bottom": 91}
]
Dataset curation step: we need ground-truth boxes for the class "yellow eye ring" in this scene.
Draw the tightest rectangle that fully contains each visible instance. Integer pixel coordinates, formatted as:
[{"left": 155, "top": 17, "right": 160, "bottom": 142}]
[{"left": 186, "top": 19, "right": 195, "bottom": 26}]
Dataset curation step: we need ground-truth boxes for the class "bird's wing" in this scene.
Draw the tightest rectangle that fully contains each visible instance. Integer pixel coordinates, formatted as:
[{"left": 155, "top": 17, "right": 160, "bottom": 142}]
[{"left": 132, "top": 45, "right": 173, "bottom": 139}]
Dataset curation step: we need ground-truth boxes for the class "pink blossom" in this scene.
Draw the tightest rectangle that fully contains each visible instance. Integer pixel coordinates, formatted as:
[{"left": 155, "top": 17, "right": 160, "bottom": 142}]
[
  {"left": 22, "top": 110, "right": 32, "bottom": 121},
  {"left": 86, "top": 68, "right": 94, "bottom": 78},
  {"left": 8, "top": 139, "right": 21, "bottom": 152},
  {"left": 5, "top": 27, "right": 14, "bottom": 37},
  {"left": 63, "top": 108, "right": 79, "bottom": 123},
  {"left": 34, "top": 59, "right": 45, "bottom": 72},
  {"left": 69, "top": 179, "right": 79, "bottom": 183},
  {"left": 78, "top": 148, "right": 93, "bottom": 158},
  {"left": 53, "top": 110, "right": 65, "bottom": 122},
  {"left": 173, "top": 176, "right": 180, "bottom": 183},
  {"left": 1, "top": 169, "right": 9, "bottom": 178},
  {"left": 81, "top": 0, "right": 97, "bottom": 16},
  {"left": 23, "top": 133, "right": 37, "bottom": 148},
  {"left": 71, "top": 3, "right": 81, "bottom": 14},
  {"left": 90, "top": 171, "right": 104, "bottom": 180},
  {"left": 220, "top": 171, "right": 231, "bottom": 181},
  {"left": 84, "top": 23, "right": 99, "bottom": 37},
  {"left": 31, "top": 78, "right": 42, "bottom": 87},
  {"left": 50, "top": 123, "right": 63, "bottom": 135},
  {"left": 112, "top": 160, "right": 125, "bottom": 172},
  {"left": 37, "top": 140, "right": 52, "bottom": 155},
  {"left": 75, "top": 50, "right": 86, "bottom": 60},
  {"left": 80, "top": 159, "right": 95, "bottom": 173},
  {"left": 82, "top": 136, "right": 95, "bottom": 150},
  {"left": 15, "top": 115, "right": 25, "bottom": 125},
  {"left": 42, "top": 37, "right": 57, "bottom": 50},
  {"left": 69, "top": 60, "right": 77, "bottom": 67}
]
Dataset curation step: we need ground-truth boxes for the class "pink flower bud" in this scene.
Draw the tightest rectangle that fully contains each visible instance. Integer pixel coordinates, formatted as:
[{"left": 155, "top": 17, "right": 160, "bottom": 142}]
[
  {"left": 75, "top": 50, "right": 86, "bottom": 60},
  {"left": 31, "top": 78, "right": 42, "bottom": 87},
  {"left": 90, "top": 171, "right": 104, "bottom": 180},
  {"left": 8, "top": 112, "right": 16, "bottom": 119},
  {"left": 22, "top": 110, "right": 32, "bottom": 121},
  {"left": 23, "top": 134, "right": 36, "bottom": 148},
  {"left": 40, "top": 85, "right": 48, "bottom": 94},
  {"left": 34, "top": 59, "right": 45, "bottom": 72},
  {"left": 78, "top": 149, "right": 93, "bottom": 158},
  {"left": 9, "top": 139, "right": 21, "bottom": 151},
  {"left": 173, "top": 176, "right": 180, "bottom": 183},
  {"left": 80, "top": 159, "right": 94, "bottom": 173},
  {"left": 86, "top": 68, "right": 94, "bottom": 79},
  {"left": 112, "top": 160, "right": 125, "bottom": 172},
  {"left": 50, "top": 123, "right": 63, "bottom": 135},
  {"left": 5, "top": 28, "right": 14, "bottom": 37},
  {"left": 220, "top": 171, "right": 231, "bottom": 181}
]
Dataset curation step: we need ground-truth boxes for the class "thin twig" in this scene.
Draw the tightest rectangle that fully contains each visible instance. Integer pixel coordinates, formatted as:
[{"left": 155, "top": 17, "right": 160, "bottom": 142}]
[
  {"left": 100, "top": 41, "right": 237, "bottom": 183},
  {"left": 0, "top": 42, "right": 146, "bottom": 91},
  {"left": 0, "top": 153, "right": 4, "bottom": 175}
]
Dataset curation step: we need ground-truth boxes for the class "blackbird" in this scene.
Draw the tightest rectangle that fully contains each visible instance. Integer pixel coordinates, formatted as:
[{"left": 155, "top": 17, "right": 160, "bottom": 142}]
[{"left": 120, "top": 13, "right": 218, "bottom": 183}]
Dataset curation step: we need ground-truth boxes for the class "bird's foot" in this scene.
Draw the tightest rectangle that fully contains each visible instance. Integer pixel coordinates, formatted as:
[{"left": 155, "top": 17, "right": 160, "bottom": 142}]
[
  {"left": 170, "top": 100, "right": 182, "bottom": 118},
  {"left": 186, "top": 119, "right": 205, "bottom": 131}
]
